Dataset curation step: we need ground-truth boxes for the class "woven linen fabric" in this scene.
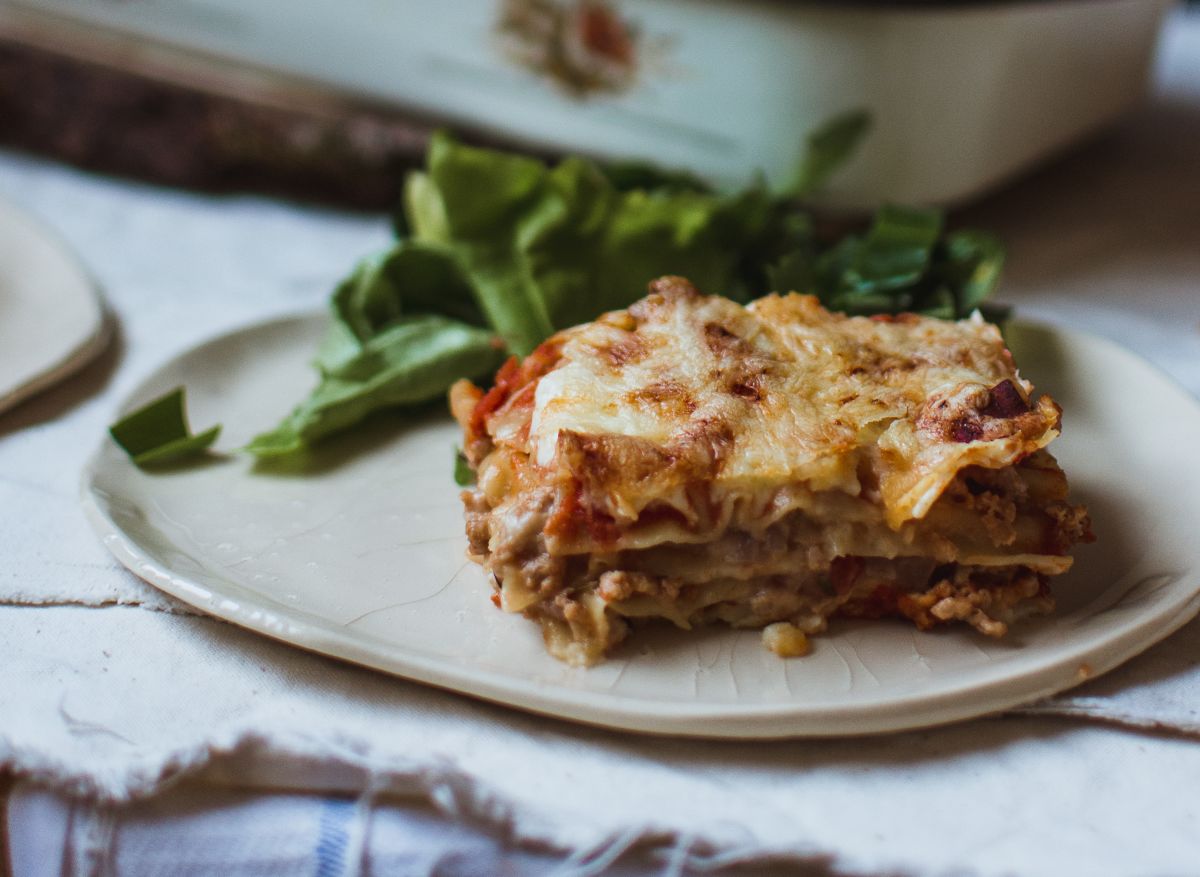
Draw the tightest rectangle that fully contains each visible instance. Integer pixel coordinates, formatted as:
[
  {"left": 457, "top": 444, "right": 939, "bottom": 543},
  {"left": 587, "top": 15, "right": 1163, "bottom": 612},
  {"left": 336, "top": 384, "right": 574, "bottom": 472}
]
[
  {"left": 8, "top": 785, "right": 642, "bottom": 877},
  {"left": 5, "top": 604, "right": 1200, "bottom": 877}
]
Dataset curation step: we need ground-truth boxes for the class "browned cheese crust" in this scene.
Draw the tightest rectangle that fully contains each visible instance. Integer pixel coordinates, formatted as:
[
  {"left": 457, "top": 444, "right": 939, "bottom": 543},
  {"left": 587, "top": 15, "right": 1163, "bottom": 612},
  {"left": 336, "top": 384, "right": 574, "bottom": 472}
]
[{"left": 451, "top": 277, "right": 1093, "bottom": 665}]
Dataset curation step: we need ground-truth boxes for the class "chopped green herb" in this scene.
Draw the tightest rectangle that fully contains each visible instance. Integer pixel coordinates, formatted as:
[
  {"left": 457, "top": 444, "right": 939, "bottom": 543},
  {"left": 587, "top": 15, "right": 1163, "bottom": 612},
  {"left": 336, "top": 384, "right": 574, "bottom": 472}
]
[
  {"left": 109, "top": 387, "right": 220, "bottom": 466},
  {"left": 453, "top": 447, "right": 476, "bottom": 486}
]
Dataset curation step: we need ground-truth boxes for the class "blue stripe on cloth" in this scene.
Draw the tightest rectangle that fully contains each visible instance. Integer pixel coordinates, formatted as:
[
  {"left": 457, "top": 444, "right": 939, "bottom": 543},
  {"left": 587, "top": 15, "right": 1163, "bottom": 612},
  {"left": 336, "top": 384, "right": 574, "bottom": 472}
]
[{"left": 315, "top": 798, "right": 354, "bottom": 877}]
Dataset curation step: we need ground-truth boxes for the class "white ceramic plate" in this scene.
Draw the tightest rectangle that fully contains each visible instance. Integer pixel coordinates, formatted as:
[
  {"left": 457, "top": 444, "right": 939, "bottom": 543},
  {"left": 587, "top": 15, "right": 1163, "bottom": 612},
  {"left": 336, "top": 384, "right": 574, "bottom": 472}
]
[
  {"left": 82, "top": 313, "right": 1200, "bottom": 738},
  {"left": 0, "top": 199, "right": 110, "bottom": 415}
]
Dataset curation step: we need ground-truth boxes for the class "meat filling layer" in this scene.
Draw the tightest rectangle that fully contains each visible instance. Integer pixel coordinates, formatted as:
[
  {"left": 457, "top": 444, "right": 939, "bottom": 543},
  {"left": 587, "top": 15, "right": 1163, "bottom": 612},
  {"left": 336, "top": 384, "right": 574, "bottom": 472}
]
[{"left": 462, "top": 458, "right": 1086, "bottom": 665}]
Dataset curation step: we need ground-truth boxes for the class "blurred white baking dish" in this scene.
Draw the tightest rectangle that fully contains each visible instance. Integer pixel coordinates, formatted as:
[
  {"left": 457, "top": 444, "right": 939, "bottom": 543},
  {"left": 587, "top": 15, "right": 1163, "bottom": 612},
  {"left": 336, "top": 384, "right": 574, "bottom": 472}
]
[{"left": 0, "top": 0, "right": 1175, "bottom": 206}]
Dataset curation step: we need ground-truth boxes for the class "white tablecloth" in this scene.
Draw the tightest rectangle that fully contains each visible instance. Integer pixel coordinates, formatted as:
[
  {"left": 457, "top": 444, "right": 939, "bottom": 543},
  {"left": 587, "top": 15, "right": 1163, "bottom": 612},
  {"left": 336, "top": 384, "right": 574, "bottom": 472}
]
[{"left": 2, "top": 10, "right": 1199, "bottom": 876}]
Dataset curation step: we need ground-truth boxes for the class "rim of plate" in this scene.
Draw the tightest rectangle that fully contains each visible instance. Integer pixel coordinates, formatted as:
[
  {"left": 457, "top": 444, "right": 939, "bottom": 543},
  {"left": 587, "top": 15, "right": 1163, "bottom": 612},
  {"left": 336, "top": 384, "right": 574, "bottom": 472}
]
[{"left": 0, "top": 198, "right": 113, "bottom": 414}]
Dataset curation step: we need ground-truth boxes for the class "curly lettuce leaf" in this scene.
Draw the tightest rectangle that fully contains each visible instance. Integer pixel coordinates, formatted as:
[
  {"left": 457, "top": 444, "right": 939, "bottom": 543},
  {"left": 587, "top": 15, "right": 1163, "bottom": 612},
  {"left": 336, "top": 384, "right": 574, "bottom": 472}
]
[
  {"left": 328, "top": 242, "right": 485, "bottom": 345},
  {"left": 419, "top": 133, "right": 772, "bottom": 356}
]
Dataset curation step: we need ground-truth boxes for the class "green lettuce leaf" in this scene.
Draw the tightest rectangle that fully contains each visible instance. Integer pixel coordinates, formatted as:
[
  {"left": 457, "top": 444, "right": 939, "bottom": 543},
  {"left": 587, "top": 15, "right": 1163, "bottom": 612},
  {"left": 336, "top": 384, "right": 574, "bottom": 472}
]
[
  {"left": 764, "top": 203, "right": 1002, "bottom": 321},
  {"left": 937, "top": 229, "right": 1007, "bottom": 314},
  {"left": 790, "top": 108, "right": 873, "bottom": 198},
  {"left": 598, "top": 159, "right": 713, "bottom": 195},
  {"left": 328, "top": 242, "right": 485, "bottom": 345},
  {"left": 247, "top": 314, "right": 503, "bottom": 457},
  {"left": 109, "top": 387, "right": 220, "bottom": 466},
  {"left": 849, "top": 204, "right": 944, "bottom": 293},
  {"left": 419, "top": 133, "right": 770, "bottom": 356}
]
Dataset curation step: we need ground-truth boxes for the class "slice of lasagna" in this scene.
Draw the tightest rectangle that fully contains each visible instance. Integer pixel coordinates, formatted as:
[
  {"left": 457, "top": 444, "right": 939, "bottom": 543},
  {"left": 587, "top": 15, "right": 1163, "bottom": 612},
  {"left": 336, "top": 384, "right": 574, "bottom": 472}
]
[{"left": 451, "top": 277, "right": 1092, "bottom": 666}]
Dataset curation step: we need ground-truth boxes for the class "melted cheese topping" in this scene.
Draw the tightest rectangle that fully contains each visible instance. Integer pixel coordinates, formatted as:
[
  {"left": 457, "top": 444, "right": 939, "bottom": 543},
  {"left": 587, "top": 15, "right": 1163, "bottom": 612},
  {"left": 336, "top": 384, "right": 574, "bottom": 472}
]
[{"left": 526, "top": 279, "right": 1060, "bottom": 529}]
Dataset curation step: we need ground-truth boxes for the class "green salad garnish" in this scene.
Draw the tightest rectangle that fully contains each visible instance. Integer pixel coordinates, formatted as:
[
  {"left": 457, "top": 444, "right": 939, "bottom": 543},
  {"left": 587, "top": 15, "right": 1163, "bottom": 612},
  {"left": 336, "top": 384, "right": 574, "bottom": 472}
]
[{"left": 140, "top": 111, "right": 1004, "bottom": 461}]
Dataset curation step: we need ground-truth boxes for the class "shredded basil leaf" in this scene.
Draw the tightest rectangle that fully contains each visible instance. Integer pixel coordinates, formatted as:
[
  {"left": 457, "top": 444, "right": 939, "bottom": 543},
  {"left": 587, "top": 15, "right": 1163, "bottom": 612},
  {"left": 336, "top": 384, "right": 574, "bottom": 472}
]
[{"left": 109, "top": 387, "right": 220, "bottom": 466}]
